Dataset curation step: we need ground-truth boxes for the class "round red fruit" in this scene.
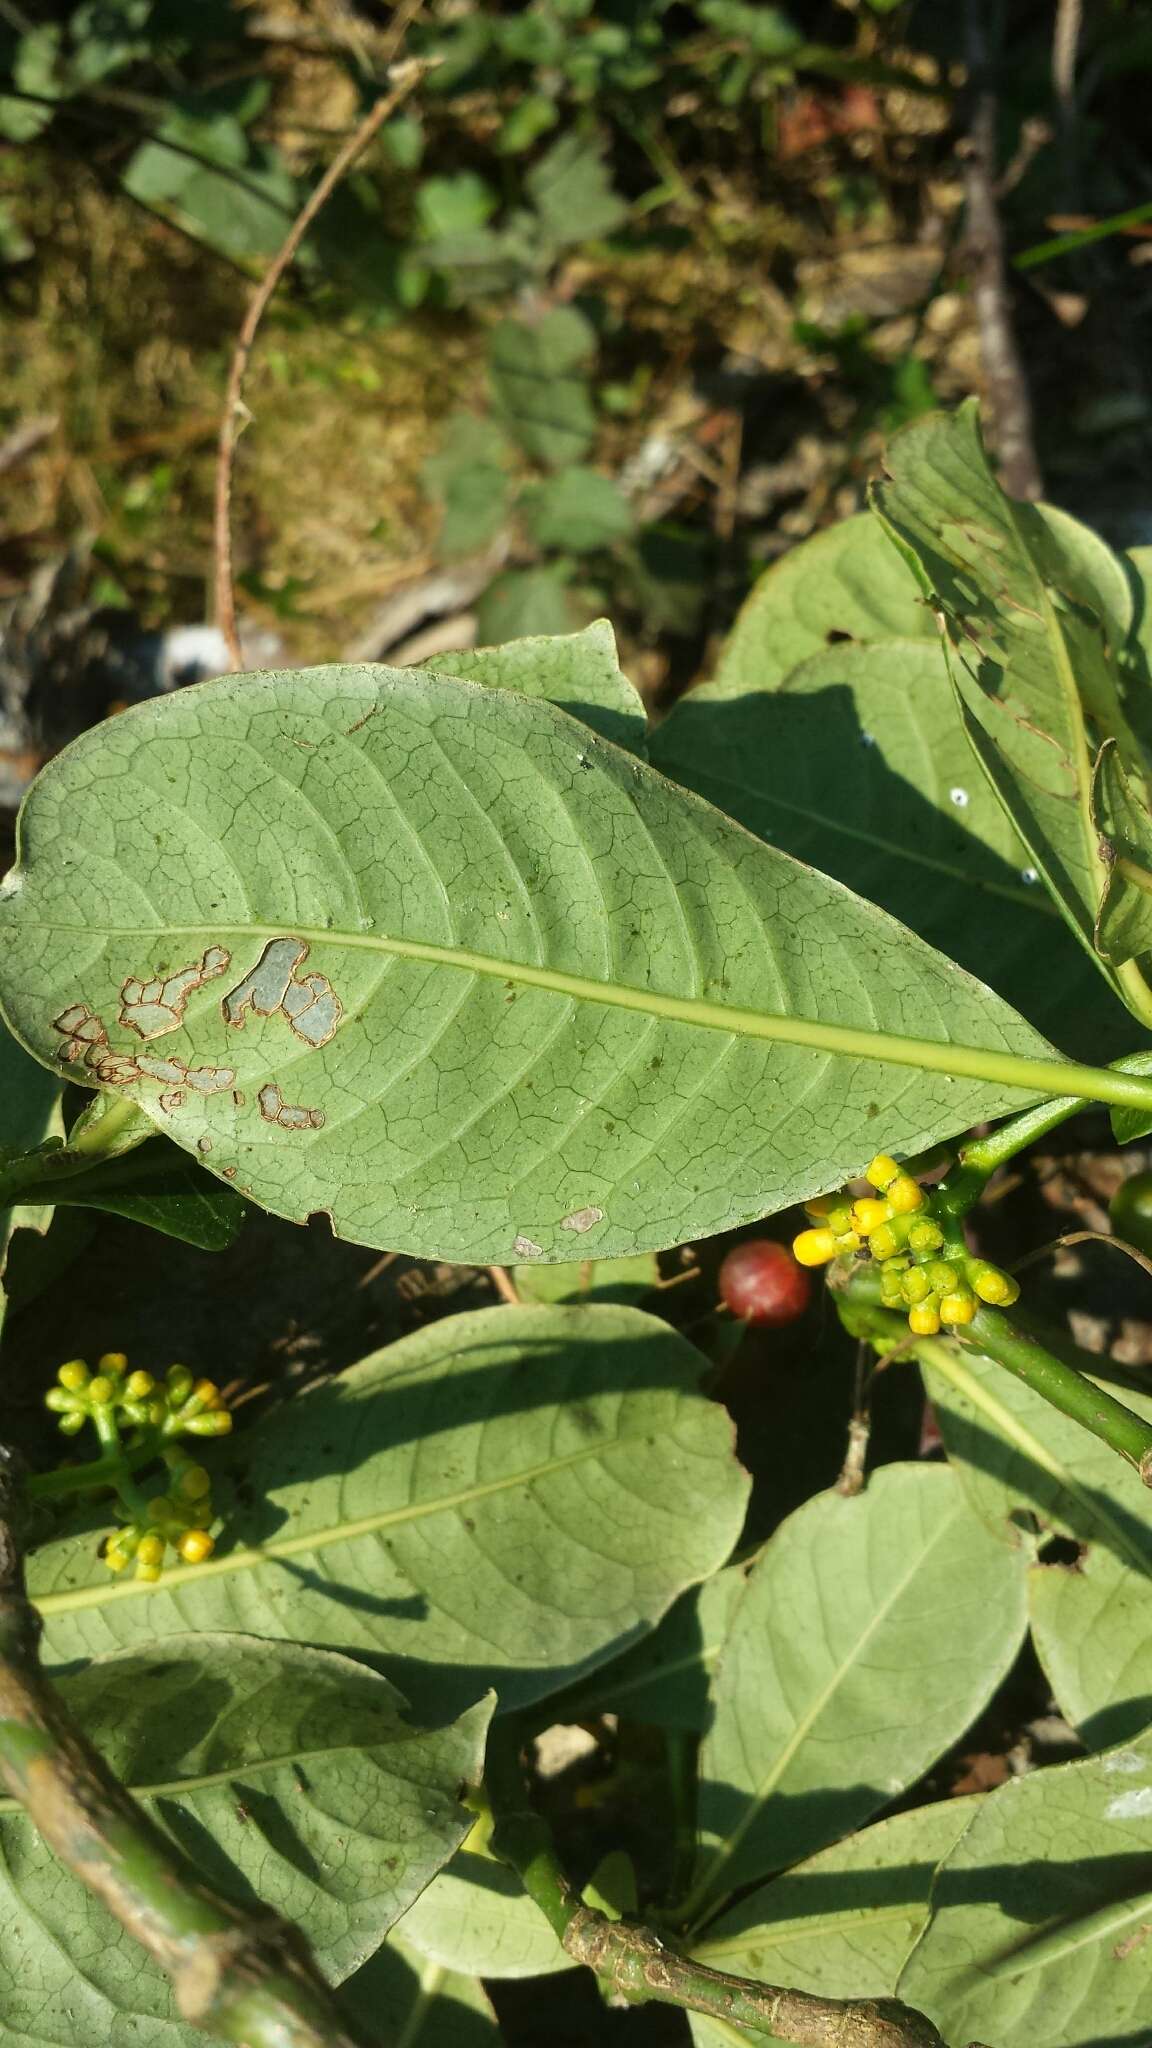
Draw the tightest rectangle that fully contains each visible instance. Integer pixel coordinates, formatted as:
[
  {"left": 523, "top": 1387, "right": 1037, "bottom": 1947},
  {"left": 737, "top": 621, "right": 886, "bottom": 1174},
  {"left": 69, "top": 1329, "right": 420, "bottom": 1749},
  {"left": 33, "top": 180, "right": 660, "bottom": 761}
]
[{"left": 719, "top": 1240, "right": 811, "bottom": 1326}]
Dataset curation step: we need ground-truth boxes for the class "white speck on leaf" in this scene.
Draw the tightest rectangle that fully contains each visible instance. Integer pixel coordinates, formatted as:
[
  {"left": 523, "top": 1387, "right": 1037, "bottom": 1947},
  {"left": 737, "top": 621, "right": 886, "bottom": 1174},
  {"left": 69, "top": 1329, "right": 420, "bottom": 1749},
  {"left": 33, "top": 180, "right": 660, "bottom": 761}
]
[
  {"left": 513, "top": 1235, "right": 543, "bottom": 1259},
  {"left": 1021, "top": 866, "right": 1039, "bottom": 884},
  {"left": 949, "top": 787, "right": 970, "bottom": 808},
  {"left": 1105, "top": 1788, "right": 1152, "bottom": 1820},
  {"left": 1105, "top": 1750, "right": 1149, "bottom": 1776},
  {"left": 561, "top": 1206, "right": 605, "bottom": 1234}
]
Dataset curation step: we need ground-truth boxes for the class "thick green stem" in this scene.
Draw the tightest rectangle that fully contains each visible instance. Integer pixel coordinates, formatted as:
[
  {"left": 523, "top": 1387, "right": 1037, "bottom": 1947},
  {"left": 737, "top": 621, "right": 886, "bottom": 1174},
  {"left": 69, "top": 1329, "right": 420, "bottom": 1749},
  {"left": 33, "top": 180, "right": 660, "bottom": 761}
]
[
  {"left": 957, "top": 1048, "right": 1152, "bottom": 1184},
  {"left": 487, "top": 1735, "right": 949, "bottom": 2048},
  {"left": 0, "top": 1447, "right": 363, "bottom": 2048},
  {"left": 960, "top": 1307, "right": 1152, "bottom": 1484}
]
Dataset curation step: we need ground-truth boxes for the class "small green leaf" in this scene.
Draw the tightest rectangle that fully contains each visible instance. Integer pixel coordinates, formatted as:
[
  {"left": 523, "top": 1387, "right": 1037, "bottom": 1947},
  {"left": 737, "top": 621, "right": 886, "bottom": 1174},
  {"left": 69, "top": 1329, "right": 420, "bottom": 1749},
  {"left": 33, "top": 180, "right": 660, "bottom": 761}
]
[
  {"left": 418, "top": 172, "right": 497, "bottom": 241},
  {"left": 873, "top": 402, "right": 1152, "bottom": 1026},
  {"left": 923, "top": 1342, "right": 1152, "bottom": 1748},
  {"left": 425, "top": 618, "right": 647, "bottom": 754},
  {"left": 42, "top": 1137, "right": 247, "bottom": 1249},
  {"left": 423, "top": 413, "right": 513, "bottom": 559},
  {"left": 520, "top": 466, "right": 633, "bottom": 552},
  {"left": 475, "top": 564, "right": 584, "bottom": 643},
  {"left": 525, "top": 131, "right": 628, "bottom": 249},
  {"left": 0, "top": 661, "right": 1097, "bottom": 1266},
  {"left": 30, "top": 1304, "right": 750, "bottom": 1718},
  {"left": 685, "top": 1464, "right": 1028, "bottom": 1919},
  {"left": 512, "top": 1250, "right": 658, "bottom": 1305},
  {"left": 686, "top": 1797, "right": 979, "bottom": 2046},
  {"left": 489, "top": 308, "right": 598, "bottom": 467},
  {"left": 0, "top": 1635, "right": 490, "bottom": 2044},
  {"left": 900, "top": 1730, "right": 1152, "bottom": 2046}
]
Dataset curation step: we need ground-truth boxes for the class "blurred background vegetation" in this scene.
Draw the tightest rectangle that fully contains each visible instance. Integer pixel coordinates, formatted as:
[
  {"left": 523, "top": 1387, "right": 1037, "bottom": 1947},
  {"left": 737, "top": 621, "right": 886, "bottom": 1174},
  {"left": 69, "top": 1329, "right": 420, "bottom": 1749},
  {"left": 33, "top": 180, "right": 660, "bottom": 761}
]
[{"left": 3, "top": 0, "right": 1152, "bottom": 709}]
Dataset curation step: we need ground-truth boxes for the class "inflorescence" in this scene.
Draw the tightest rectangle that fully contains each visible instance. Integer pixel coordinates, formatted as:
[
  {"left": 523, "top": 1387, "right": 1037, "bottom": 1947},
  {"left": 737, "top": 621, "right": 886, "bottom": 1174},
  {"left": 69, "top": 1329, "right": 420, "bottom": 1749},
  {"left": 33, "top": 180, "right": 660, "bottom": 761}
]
[
  {"left": 45, "top": 1352, "right": 232, "bottom": 1581},
  {"left": 792, "top": 1153, "right": 1019, "bottom": 1336}
]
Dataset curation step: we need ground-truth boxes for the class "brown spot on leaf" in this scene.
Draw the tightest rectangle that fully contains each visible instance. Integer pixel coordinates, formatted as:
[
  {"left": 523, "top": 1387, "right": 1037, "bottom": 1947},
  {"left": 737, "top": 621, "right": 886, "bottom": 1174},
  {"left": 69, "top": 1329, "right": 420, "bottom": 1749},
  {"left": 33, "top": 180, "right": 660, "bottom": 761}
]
[
  {"left": 159, "top": 1090, "right": 184, "bottom": 1114},
  {"left": 257, "top": 1082, "right": 325, "bottom": 1131},
  {"left": 561, "top": 1206, "right": 605, "bottom": 1235},
  {"left": 223, "top": 938, "right": 343, "bottom": 1046}
]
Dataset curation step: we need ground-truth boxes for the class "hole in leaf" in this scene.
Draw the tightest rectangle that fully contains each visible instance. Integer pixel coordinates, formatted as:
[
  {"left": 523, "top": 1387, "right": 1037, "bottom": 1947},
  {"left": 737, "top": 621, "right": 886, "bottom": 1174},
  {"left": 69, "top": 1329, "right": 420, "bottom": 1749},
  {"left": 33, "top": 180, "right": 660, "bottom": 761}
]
[{"left": 1037, "top": 1533, "right": 1087, "bottom": 1568}]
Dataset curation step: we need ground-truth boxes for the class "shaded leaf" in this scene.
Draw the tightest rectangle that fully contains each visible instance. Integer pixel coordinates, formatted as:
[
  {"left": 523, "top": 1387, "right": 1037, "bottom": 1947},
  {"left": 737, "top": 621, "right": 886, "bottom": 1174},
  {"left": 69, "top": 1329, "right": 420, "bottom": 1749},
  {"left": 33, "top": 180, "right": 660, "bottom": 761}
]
[
  {"left": 548, "top": 1563, "right": 745, "bottom": 1731},
  {"left": 924, "top": 1343, "right": 1152, "bottom": 1749},
  {"left": 1092, "top": 737, "right": 1152, "bottom": 966},
  {"left": 42, "top": 1136, "right": 247, "bottom": 1249},
  {"left": 521, "top": 465, "right": 634, "bottom": 552},
  {"left": 30, "top": 1303, "right": 750, "bottom": 1718},
  {"left": 340, "top": 1933, "right": 502, "bottom": 2044},
  {"left": 901, "top": 1729, "right": 1152, "bottom": 2047},
  {"left": 872, "top": 401, "right": 1152, "bottom": 1024},
  {"left": 489, "top": 308, "right": 597, "bottom": 467},
  {"left": 424, "top": 413, "right": 513, "bottom": 559},
  {"left": 475, "top": 563, "right": 584, "bottom": 644},
  {"left": 525, "top": 131, "right": 628, "bottom": 249},
  {"left": 395, "top": 1837, "right": 569, "bottom": 1978},
  {"left": 512, "top": 1250, "right": 658, "bottom": 1306},
  {"left": 686, "top": 1797, "right": 979, "bottom": 2046},
  {"left": 0, "top": 662, "right": 1075, "bottom": 1264},
  {"left": 687, "top": 1464, "right": 1028, "bottom": 1919},
  {"left": 0, "top": 1635, "right": 490, "bottom": 2046},
  {"left": 426, "top": 619, "right": 647, "bottom": 754}
]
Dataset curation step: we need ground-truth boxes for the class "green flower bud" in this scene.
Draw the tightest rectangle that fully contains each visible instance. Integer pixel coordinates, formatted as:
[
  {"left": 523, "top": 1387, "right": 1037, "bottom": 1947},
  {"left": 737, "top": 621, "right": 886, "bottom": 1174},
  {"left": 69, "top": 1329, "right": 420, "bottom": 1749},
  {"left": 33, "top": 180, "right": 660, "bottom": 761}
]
[
  {"left": 166, "top": 1365, "right": 194, "bottom": 1403},
  {"left": 184, "top": 1410, "right": 233, "bottom": 1437},
  {"left": 926, "top": 1261, "right": 959, "bottom": 1295},
  {"left": 57, "top": 1361, "right": 89, "bottom": 1393},
  {"left": 58, "top": 1411, "right": 87, "bottom": 1436},
  {"left": 907, "top": 1219, "right": 945, "bottom": 1256},
  {"left": 87, "top": 1375, "right": 116, "bottom": 1406},
  {"left": 45, "top": 1387, "right": 80, "bottom": 1414},
  {"left": 901, "top": 1267, "right": 933, "bottom": 1306}
]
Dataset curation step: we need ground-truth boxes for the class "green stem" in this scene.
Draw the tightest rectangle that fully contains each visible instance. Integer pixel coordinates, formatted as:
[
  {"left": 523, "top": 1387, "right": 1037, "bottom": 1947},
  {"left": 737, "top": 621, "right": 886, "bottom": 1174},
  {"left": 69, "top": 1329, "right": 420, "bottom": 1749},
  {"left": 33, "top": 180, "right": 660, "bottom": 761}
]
[
  {"left": 486, "top": 1734, "right": 947, "bottom": 2047},
  {"left": 958, "top": 1048, "right": 1152, "bottom": 1183},
  {"left": 28, "top": 1434, "right": 163, "bottom": 1502},
  {"left": 0, "top": 1448, "right": 364, "bottom": 2048},
  {"left": 960, "top": 1307, "right": 1152, "bottom": 1484},
  {"left": 1014, "top": 197, "right": 1152, "bottom": 269}
]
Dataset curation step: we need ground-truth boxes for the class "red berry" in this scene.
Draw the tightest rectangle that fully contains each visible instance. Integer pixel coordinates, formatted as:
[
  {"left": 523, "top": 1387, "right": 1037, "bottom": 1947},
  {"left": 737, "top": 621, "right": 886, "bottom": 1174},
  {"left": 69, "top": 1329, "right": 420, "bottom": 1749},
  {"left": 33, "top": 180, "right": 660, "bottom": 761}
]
[{"left": 718, "top": 1240, "right": 811, "bottom": 1326}]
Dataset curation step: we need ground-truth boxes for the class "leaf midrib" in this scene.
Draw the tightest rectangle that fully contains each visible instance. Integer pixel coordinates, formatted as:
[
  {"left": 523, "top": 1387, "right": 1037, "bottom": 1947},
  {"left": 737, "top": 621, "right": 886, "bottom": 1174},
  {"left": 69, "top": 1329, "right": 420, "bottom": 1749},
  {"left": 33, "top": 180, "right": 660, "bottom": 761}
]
[
  {"left": 34, "top": 1427, "right": 655, "bottom": 1619},
  {"left": 0, "top": 1732, "right": 414, "bottom": 1816},
  {"left": 24, "top": 917, "right": 1146, "bottom": 1117}
]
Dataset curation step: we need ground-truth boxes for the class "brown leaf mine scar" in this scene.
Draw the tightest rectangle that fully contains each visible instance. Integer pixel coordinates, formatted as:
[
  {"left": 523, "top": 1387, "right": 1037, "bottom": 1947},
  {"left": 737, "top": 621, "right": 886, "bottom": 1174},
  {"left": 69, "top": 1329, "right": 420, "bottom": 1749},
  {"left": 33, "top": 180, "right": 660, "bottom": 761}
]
[
  {"left": 223, "top": 937, "right": 343, "bottom": 1046},
  {"left": 258, "top": 1082, "right": 325, "bottom": 1131},
  {"left": 119, "top": 947, "right": 231, "bottom": 1039}
]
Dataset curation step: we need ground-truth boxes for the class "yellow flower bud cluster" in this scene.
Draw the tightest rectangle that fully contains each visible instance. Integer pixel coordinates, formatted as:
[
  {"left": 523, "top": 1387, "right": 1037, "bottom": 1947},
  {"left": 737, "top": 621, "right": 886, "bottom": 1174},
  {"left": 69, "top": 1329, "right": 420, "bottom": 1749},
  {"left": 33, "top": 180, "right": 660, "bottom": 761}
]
[
  {"left": 105, "top": 1455, "right": 218, "bottom": 1582},
  {"left": 792, "top": 1155, "right": 1019, "bottom": 1336},
  {"left": 46, "top": 1356, "right": 233, "bottom": 1441}
]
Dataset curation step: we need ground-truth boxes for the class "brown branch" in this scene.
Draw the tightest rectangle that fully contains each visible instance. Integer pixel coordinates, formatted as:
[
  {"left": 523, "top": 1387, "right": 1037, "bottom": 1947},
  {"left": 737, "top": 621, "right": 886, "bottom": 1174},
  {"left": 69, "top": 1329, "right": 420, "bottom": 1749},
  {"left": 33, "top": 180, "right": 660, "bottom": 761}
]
[
  {"left": 212, "top": 0, "right": 429, "bottom": 669},
  {"left": 488, "top": 1736, "right": 957, "bottom": 2048},
  {"left": 961, "top": 0, "right": 1043, "bottom": 501},
  {"left": 0, "top": 1446, "right": 363, "bottom": 2048}
]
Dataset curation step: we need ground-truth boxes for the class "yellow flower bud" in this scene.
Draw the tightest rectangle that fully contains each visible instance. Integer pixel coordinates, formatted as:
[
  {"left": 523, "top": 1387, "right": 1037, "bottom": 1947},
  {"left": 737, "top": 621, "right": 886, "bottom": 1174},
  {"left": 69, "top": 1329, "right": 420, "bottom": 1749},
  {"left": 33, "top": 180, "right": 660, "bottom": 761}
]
[
  {"left": 939, "top": 1292, "right": 977, "bottom": 1327},
  {"left": 865, "top": 1154, "right": 901, "bottom": 1191},
  {"left": 191, "top": 1378, "right": 221, "bottom": 1411},
  {"left": 59, "top": 1411, "right": 86, "bottom": 1435},
  {"left": 135, "top": 1561, "right": 162, "bottom": 1584},
  {"left": 851, "top": 1198, "right": 891, "bottom": 1236},
  {"left": 908, "top": 1219, "right": 945, "bottom": 1255},
  {"left": 887, "top": 1176, "right": 925, "bottom": 1216},
  {"left": 826, "top": 1204, "right": 854, "bottom": 1237},
  {"left": 185, "top": 1410, "right": 233, "bottom": 1436},
  {"left": 926, "top": 1261, "right": 959, "bottom": 1294},
  {"left": 901, "top": 1267, "right": 933, "bottom": 1306},
  {"left": 907, "top": 1302, "right": 942, "bottom": 1337},
  {"left": 87, "top": 1376, "right": 115, "bottom": 1406},
  {"left": 45, "top": 1388, "right": 78, "bottom": 1413},
  {"left": 792, "top": 1227, "right": 838, "bottom": 1267},
  {"left": 57, "top": 1360, "right": 89, "bottom": 1393},
  {"left": 177, "top": 1529, "right": 215, "bottom": 1566},
  {"left": 98, "top": 1352, "right": 128, "bottom": 1376},
  {"left": 868, "top": 1223, "right": 901, "bottom": 1263},
  {"left": 104, "top": 1543, "right": 130, "bottom": 1574},
  {"left": 126, "top": 1370, "right": 155, "bottom": 1399},
  {"left": 136, "top": 1534, "right": 165, "bottom": 1568},
  {"left": 834, "top": 1230, "right": 862, "bottom": 1255},
  {"left": 803, "top": 1194, "right": 838, "bottom": 1219},
  {"left": 969, "top": 1262, "right": 1020, "bottom": 1306}
]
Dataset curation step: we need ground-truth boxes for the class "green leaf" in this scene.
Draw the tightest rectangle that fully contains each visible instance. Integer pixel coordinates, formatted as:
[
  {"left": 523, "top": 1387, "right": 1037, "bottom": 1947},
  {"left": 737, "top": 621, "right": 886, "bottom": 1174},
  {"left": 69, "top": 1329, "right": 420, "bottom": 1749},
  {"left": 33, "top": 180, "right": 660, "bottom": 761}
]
[
  {"left": 418, "top": 171, "right": 497, "bottom": 240},
  {"left": 684, "top": 1464, "right": 1028, "bottom": 1921},
  {"left": 872, "top": 401, "right": 1152, "bottom": 1027},
  {"left": 520, "top": 465, "right": 634, "bottom": 552},
  {"left": 395, "top": 1840, "right": 569, "bottom": 1978},
  {"left": 423, "top": 413, "right": 513, "bottom": 559},
  {"left": 923, "top": 1342, "right": 1152, "bottom": 1749},
  {"left": 0, "top": 1010, "right": 60, "bottom": 1158},
  {"left": 29, "top": 1303, "right": 750, "bottom": 1718},
  {"left": 512, "top": 1249, "right": 658, "bottom": 1305},
  {"left": 475, "top": 563, "right": 583, "bottom": 641},
  {"left": 489, "top": 308, "right": 598, "bottom": 467},
  {"left": 0, "top": 1635, "right": 490, "bottom": 2046},
  {"left": 686, "top": 1797, "right": 979, "bottom": 2048},
  {"left": 0, "top": 661, "right": 1106, "bottom": 1265},
  {"left": 425, "top": 619, "right": 647, "bottom": 753},
  {"left": 341, "top": 1934, "right": 502, "bottom": 2043},
  {"left": 525, "top": 131, "right": 628, "bottom": 249},
  {"left": 547, "top": 1563, "right": 745, "bottom": 1731},
  {"left": 696, "top": 510, "right": 937, "bottom": 701},
  {"left": 651, "top": 637, "right": 1123, "bottom": 1058},
  {"left": 900, "top": 1729, "right": 1152, "bottom": 2047},
  {"left": 1092, "top": 737, "right": 1152, "bottom": 966},
  {"left": 41, "top": 1137, "right": 247, "bottom": 1249}
]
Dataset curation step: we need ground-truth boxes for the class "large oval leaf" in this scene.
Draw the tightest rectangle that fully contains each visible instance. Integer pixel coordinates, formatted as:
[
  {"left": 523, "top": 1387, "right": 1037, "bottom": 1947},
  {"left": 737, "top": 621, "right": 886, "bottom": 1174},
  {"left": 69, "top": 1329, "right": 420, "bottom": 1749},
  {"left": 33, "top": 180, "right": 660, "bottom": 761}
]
[
  {"left": 29, "top": 1303, "right": 749, "bottom": 1718},
  {"left": 901, "top": 1729, "right": 1152, "bottom": 2047},
  {"left": 0, "top": 661, "right": 1092, "bottom": 1261},
  {"left": 684, "top": 1463, "right": 1028, "bottom": 1926},
  {"left": 0, "top": 1635, "right": 489, "bottom": 2048},
  {"left": 923, "top": 1342, "right": 1152, "bottom": 1749},
  {"left": 686, "top": 1797, "right": 979, "bottom": 2048}
]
